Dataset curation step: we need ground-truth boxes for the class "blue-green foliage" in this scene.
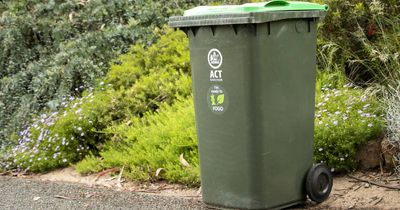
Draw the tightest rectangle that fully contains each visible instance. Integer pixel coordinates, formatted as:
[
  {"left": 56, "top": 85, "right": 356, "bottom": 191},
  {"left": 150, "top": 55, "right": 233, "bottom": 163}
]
[{"left": 0, "top": 0, "right": 226, "bottom": 147}]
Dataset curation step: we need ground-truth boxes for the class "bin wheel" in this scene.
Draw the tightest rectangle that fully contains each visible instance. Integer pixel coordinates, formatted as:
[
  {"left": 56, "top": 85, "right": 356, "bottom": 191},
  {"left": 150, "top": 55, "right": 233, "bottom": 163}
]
[{"left": 306, "top": 163, "right": 333, "bottom": 203}]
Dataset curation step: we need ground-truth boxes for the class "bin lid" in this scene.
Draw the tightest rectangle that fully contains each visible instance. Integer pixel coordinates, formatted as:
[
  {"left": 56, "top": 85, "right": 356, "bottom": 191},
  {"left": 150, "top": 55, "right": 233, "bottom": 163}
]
[{"left": 169, "top": 0, "right": 328, "bottom": 28}]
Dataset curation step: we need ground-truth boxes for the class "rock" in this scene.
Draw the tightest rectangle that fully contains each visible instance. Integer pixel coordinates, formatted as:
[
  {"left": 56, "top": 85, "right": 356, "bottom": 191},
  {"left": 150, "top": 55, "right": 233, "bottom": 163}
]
[
  {"left": 381, "top": 138, "right": 400, "bottom": 169},
  {"left": 356, "top": 139, "right": 382, "bottom": 170}
]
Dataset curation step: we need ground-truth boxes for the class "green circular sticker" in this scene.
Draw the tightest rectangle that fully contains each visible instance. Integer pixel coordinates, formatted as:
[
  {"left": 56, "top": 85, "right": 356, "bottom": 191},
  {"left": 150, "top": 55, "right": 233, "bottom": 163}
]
[{"left": 207, "top": 85, "right": 229, "bottom": 114}]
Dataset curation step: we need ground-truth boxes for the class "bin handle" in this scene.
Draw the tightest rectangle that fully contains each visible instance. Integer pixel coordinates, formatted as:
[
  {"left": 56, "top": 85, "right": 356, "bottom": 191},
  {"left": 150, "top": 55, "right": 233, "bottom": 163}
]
[
  {"left": 264, "top": 0, "right": 289, "bottom": 7},
  {"left": 243, "top": 1, "right": 289, "bottom": 9}
]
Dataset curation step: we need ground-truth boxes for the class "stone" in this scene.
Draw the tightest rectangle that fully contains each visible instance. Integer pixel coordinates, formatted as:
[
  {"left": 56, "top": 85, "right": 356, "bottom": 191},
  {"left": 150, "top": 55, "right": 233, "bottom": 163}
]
[
  {"left": 381, "top": 138, "right": 400, "bottom": 169},
  {"left": 356, "top": 139, "right": 382, "bottom": 170}
]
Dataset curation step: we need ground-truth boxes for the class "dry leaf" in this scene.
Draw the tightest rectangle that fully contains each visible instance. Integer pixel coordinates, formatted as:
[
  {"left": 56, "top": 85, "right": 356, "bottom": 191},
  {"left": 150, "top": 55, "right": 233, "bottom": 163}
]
[
  {"left": 69, "top": 12, "right": 74, "bottom": 22},
  {"left": 155, "top": 168, "right": 164, "bottom": 177},
  {"left": 85, "top": 193, "right": 95, "bottom": 199},
  {"left": 55, "top": 195, "right": 74, "bottom": 200},
  {"left": 116, "top": 166, "right": 124, "bottom": 188},
  {"left": 179, "top": 154, "right": 190, "bottom": 167}
]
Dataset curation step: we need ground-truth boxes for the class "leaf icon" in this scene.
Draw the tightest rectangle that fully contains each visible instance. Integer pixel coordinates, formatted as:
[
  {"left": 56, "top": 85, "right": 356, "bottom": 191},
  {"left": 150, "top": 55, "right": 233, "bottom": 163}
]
[
  {"left": 210, "top": 94, "right": 216, "bottom": 105},
  {"left": 217, "top": 94, "right": 224, "bottom": 105}
]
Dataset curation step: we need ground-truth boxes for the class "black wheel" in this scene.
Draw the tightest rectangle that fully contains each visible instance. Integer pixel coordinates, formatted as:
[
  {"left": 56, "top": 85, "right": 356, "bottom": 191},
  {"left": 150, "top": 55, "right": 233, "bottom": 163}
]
[{"left": 306, "top": 163, "right": 333, "bottom": 203}]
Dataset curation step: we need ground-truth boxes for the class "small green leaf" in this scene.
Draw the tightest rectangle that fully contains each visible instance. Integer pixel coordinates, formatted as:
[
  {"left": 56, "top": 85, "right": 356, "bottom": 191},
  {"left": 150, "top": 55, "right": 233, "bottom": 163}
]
[
  {"left": 217, "top": 94, "right": 224, "bottom": 105},
  {"left": 210, "top": 94, "right": 216, "bottom": 105}
]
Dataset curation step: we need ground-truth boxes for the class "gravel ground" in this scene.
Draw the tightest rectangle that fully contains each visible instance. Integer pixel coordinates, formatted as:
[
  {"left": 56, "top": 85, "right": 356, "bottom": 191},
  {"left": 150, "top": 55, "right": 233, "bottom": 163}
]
[
  {"left": 3, "top": 171, "right": 399, "bottom": 209},
  {"left": 0, "top": 176, "right": 209, "bottom": 210}
]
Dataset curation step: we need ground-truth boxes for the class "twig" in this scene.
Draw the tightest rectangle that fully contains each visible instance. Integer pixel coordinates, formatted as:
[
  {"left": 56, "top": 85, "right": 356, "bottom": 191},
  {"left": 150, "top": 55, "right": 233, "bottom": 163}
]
[
  {"left": 55, "top": 195, "right": 75, "bottom": 200},
  {"left": 352, "top": 185, "right": 362, "bottom": 191},
  {"left": 347, "top": 174, "right": 400, "bottom": 190},
  {"left": 373, "top": 197, "right": 383, "bottom": 206},
  {"left": 94, "top": 168, "right": 119, "bottom": 181}
]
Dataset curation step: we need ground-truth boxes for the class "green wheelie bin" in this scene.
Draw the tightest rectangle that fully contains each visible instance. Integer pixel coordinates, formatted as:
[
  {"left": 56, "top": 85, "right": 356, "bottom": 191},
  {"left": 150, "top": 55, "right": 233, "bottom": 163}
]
[{"left": 169, "top": 1, "right": 332, "bottom": 209}]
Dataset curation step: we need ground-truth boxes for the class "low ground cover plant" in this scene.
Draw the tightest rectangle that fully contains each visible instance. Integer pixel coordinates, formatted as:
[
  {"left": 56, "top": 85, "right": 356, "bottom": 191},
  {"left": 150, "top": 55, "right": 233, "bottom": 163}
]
[
  {"left": 77, "top": 98, "right": 199, "bottom": 186},
  {"left": 314, "top": 71, "right": 384, "bottom": 172}
]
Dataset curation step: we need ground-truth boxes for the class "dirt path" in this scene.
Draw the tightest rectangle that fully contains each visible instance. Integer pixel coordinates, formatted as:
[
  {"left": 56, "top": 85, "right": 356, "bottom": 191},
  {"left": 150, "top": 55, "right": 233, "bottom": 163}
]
[
  {"left": 3, "top": 167, "right": 400, "bottom": 209},
  {"left": 310, "top": 172, "right": 400, "bottom": 209}
]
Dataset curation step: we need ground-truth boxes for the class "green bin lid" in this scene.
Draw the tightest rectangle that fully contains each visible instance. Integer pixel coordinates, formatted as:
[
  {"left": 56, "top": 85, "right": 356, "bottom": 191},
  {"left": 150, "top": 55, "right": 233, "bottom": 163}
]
[{"left": 169, "top": 0, "right": 328, "bottom": 28}]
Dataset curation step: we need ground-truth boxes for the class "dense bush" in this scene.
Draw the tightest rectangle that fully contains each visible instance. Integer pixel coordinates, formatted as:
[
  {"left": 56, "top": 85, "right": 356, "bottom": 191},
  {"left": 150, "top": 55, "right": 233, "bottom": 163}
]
[
  {"left": 0, "top": 0, "right": 231, "bottom": 147},
  {"left": 1, "top": 28, "right": 192, "bottom": 172}
]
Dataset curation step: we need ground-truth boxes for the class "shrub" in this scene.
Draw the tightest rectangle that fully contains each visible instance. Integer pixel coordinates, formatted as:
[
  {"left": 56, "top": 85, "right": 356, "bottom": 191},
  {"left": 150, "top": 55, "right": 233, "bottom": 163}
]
[
  {"left": 76, "top": 98, "right": 199, "bottom": 186},
  {"left": 5, "top": 28, "right": 192, "bottom": 172},
  {"left": 314, "top": 71, "right": 384, "bottom": 172}
]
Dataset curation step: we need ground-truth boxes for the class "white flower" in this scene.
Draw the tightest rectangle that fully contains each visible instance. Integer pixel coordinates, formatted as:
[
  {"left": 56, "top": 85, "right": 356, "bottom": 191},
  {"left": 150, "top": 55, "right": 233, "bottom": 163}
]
[
  {"left": 361, "top": 95, "right": 367, "bottom": 102},
  {"left": 63, "top": 159, "right": 68, "bottom": 163},
  {"left": 333, "top": 120, "right": 338, "bottom": 126},
  {"left": 368, "top": 123, "right": 373, "bottom": 127},
  {"left": 319, "top": 148, "right": 323, "bottom": 152},
  {"left": 77, "top": 127, "right": 82, "bottom": 131},
  {"left": 340, "top": 157, "right": 345, "bottom": 161},
  {"left": 357, "top": 110, "right": 363, "bottom": 114},
  {"left": 331, "top": 168, "right": 335, "bottom": 172},
  {"left": 99, "top": 81, "right": 104, "bottom": 86},
  {"left": 335, "top": 111, "right": 341, "bottom": 115}
]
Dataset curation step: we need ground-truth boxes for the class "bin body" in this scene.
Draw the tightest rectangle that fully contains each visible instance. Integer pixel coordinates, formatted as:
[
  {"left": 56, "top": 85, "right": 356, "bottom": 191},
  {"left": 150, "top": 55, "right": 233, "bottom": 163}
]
[{"left": 170, "top": 2, "right": 327, "bottom": 209}]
